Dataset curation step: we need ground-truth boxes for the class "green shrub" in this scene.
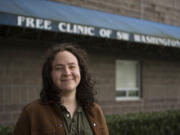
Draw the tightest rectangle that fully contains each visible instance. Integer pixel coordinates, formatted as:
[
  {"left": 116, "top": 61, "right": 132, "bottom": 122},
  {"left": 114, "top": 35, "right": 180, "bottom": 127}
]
[
  {"left": 1, "top": 110, "right": 180, "bottom": 135},
  {"left": 0, "top": 126, "right": 14, "bottom": 135},
  {"left": 106, "top": 110, "right": 180, "bottom": 135}
]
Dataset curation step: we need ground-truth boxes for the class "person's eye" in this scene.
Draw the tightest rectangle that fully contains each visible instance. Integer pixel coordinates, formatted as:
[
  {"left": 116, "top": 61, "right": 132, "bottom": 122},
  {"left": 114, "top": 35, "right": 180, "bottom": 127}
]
[
  {"left": 55, "top": 67, "right": 63, "bottom": 71},
  {"left": 69, "top": 66, "right": 76, "bottom": 69}
]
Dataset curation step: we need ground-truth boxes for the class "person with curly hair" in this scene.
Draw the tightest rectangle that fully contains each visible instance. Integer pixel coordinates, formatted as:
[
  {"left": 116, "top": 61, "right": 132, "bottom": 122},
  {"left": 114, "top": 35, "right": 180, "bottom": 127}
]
[{"left": 13, "top": 43, "right": 109, "bottom": 135}]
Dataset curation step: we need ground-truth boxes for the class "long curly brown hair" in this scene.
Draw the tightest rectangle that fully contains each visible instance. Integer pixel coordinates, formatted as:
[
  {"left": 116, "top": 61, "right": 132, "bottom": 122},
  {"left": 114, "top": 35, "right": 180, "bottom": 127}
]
[{"left": 40, "top": 43, "right": 96, "bottom": 107}]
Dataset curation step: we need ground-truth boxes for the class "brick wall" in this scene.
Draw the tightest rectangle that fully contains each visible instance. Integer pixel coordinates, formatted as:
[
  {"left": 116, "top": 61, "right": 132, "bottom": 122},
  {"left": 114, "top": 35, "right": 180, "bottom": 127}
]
[
  {"left": 1, "top": 38, "right": 180, "bottom": 124},
  {"left": 51, "top": 0, "right": 180, "bottom": 26},
  {"left": 142, "top": 60, "right": 180, "bottom": 112},
  {"left": 88, "top": 50, "right": 180, "bottom": 115},
  {"left": 0, "top": 0, "right": 180, "bottom": 127},
  {"left": 0, "top": 39, "right": 45, "bottom": 125}
]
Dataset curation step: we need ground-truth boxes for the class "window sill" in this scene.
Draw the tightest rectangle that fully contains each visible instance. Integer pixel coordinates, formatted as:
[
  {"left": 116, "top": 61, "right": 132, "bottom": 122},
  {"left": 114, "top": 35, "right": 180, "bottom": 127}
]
[{"left": 115, "top": 97, "right": 141, "bottom": 102}]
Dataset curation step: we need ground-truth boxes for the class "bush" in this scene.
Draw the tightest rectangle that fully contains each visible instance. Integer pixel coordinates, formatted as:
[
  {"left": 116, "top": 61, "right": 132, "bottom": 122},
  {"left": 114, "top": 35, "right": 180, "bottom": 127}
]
[
  {"left": 106, "top": 110, "right": 180, "bottom": 135},
  {"left": 1, "top": 110, "right": 180, "bottom": 135},
  {"left": 0, "top": 126, "right": 14, "bottom": 135}
]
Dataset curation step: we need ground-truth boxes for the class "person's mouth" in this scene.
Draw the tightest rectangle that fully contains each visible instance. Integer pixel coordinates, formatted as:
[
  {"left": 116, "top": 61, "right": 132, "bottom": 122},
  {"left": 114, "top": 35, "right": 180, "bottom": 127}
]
[{"left": 61, "top": 78, "right": 73, "bottom": 82}]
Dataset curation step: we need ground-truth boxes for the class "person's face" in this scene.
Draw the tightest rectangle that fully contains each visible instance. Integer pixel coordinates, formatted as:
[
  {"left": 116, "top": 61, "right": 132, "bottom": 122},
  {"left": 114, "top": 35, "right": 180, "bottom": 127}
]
[{"left": 51, "top": 51, "right": 81, "bottom": 94}]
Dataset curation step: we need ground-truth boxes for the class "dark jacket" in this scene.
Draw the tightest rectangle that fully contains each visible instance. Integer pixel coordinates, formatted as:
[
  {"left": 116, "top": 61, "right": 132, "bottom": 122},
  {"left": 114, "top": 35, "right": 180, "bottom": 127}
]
[{"left": 13, "top": 99, "right": 109, "bottom": 135}]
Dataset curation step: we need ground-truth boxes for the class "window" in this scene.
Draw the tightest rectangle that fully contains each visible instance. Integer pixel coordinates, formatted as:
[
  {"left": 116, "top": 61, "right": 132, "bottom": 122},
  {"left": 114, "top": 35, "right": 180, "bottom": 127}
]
[{"left": 115, "top": 60, "right": 141, "bottom": 100}]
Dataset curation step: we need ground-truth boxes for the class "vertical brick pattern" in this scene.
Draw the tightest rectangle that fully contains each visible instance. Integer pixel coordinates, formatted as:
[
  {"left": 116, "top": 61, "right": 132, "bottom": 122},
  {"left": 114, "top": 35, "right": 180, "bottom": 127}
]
[
  {"left": 51, "top": 0, "right": 180, "bottom": 26},
  {"left": 142, "top": 60, "right": 180, "bottom": 112},
  {"left": 1, "top": 39, "right": 180, "bottom": 124},
  {"left": 0, "top": 40, "right": 44, "bottom": 125},
  {"left": 88, "top": 51, "right": 180, "bottom": 115},
  {"left": 88, "top": 54, "right": 115, "bottom": 102}
]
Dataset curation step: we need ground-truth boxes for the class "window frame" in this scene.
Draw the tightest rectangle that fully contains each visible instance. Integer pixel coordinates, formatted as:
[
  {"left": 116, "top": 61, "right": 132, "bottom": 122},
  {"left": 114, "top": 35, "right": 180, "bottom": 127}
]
[{"left": 115, "top": 60, "right": 141, "bottom": 101}]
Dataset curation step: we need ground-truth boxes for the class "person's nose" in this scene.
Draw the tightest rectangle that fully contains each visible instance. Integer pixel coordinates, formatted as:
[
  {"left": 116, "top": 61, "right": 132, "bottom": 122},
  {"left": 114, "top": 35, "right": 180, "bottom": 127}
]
[{"left": 63, "top": 67, "right": 71, "bottom": 75}]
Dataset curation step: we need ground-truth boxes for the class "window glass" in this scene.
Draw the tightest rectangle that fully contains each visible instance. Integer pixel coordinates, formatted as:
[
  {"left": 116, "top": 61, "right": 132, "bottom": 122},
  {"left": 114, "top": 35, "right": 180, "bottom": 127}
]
[{"left": 116, "top": 60, "right": 140, "bottom": 100}]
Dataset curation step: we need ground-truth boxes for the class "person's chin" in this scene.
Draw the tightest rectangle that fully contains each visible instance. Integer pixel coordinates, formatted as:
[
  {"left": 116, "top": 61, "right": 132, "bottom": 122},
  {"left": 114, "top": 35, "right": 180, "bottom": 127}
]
[{"left": 62, "top": 86, "right": 76, "bottom": 92}]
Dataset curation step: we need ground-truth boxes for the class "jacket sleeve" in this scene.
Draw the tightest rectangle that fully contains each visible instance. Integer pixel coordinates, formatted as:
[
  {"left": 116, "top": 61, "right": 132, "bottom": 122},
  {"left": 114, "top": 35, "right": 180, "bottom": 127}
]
[
  {"left": 13, "top": 108, "right": 31, "bottom": 135},
  {"left": 86, "top": 103, "right": 109, "bottom": 135},
  {"left": 96, "top": 104, "right": 109, "bottom": 135}
]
